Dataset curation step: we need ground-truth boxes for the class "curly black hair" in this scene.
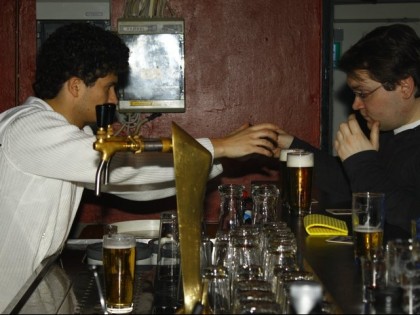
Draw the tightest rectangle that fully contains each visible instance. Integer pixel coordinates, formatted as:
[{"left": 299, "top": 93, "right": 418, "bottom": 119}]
[{"left": 33, "top": 22, "right": 130, "bottom": 99}]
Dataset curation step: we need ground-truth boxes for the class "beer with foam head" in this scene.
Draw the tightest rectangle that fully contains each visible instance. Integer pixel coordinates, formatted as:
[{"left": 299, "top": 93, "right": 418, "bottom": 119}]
[
  {"left": 287, "top": 151, "right": 314, "bottom": 216},
  {"left": 352, "top": 192, "right": 385, "bottom": 262},
  {"left": 280, "top": 149, "right": 304, "bottom": 210},
  {"left": 103, "top": 233, "right": 136, "bottom": 314}
]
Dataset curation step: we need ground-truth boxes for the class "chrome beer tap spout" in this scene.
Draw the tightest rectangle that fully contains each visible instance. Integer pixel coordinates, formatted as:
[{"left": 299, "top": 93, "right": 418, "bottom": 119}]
[{"left": 93, "top": 103, "right": 172, "bottom": 196}]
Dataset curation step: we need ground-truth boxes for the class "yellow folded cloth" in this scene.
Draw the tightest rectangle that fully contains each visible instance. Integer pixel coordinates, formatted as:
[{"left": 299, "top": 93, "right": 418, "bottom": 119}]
[{"left": 303, "top": 214, "right": 348, "bottom": 236}]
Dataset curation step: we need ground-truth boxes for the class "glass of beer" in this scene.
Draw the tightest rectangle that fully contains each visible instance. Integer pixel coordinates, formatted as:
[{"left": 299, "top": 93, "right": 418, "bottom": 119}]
[
  {"left": 352, "top": 192, "right": 385, "bottom": 263},
  {"left": 103, "top": 233, "right": 136, "bottom": 314},
  {"left": 286, "top": 151, "right": 314, "bottom": 216},
  {"left": 279, "top": 149, "right": 304, "bottom": 211}
]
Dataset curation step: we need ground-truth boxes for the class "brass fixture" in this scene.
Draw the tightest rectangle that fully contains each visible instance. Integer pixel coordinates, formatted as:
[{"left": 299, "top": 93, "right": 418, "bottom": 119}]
[
  {"left": 173, "top": 122, "right": 212, "bottom": 314},
  {"left": 93, "top": 103, "right": 212, "bottom": 313},
  {"left": 93, "top": 103, "right": 172, "bottom": 196}
]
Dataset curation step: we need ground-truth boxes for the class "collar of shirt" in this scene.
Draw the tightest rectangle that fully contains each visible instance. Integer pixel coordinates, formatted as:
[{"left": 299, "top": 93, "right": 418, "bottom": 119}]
[{"left": 394, "top": 120, "right": 420, "bottom": 135}]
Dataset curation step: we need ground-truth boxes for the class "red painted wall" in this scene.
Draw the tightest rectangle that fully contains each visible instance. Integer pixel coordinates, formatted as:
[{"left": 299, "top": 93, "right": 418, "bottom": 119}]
[
  {"left": 0, "top": 0, "right": 323, "bottom": 228},
  {"left": 1, "top": 1, "right": 17, "bottom": 107}
]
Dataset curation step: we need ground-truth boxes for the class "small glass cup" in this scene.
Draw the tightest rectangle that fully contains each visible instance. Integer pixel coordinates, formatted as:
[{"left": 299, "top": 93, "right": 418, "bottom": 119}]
[
  {"left": 232, "top": 289, "right": 277, "bottom": 313},
  {"left": 202, "top": 266, "right": 231, "bottom": 314},
  {"left": 212, "top": 232, "right": 231, "bottom": 269},
  {"left": 232, "top": 279, "right": 273, "bottom": 311},
  {"left": 231, "top": 264, "right": 265, "bottom": 302},
  {"left": 230, "top": 235, "right": 262, "bottom": 282},
  {"left": 234, "top": 300, "right": 282, "bottom": 314},
  {"left": 251, "top": 184, "right": 280, "bottom": 226},
  {"left": 263, "top": 239, "right": 299, "bottom": 282},
  {"left": 217, "top": 184, "right": 245, "bottom": 237}
]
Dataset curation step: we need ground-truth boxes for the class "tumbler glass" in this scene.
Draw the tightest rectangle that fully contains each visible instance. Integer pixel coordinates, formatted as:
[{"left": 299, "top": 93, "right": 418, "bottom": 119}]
[
  {"left": 217, "top": 184, "right": 245, "bottom": 238},
  {"left": 251, "top": 184, "right": 280, "bottom": 226},
  {"left": 202, "top": 266, "right": 231, "bottom": 314},
  {"left": 232, "top": 279, "right": 273, "bottom": 311},
  {"left": 102, "top": 233, "right": 136, "bottom": 314},
  {"left": 230, "top": 234, "right": 262, "bottom": 282},
  {"left": 232, "top": 290, "right": 277, "bottom": 313}
]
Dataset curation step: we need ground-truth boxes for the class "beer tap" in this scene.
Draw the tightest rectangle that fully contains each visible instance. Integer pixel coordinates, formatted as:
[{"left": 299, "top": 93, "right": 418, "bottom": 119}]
[
  {"left": 93, "top": 103, "right": 172, "bottom": 196},
  {"left": 93, "top": 105, "right": 214, "bottom": 313}
]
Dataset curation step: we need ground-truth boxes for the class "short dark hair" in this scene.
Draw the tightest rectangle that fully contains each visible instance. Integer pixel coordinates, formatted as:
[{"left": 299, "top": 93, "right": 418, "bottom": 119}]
[
  {"left": 33, "top": 22, "right": 130, "bottom": 99},
  {"left": 339, "top": 24, "right": 420, "bottom": 97}
]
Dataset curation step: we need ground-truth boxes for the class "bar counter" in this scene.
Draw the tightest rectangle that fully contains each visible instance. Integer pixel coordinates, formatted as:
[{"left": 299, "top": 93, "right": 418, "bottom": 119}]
[
  {"left": 5, "top": 206, "right": 367, "bottom": 314},
  {"left": 288, "top": 214, "right": 365, "bottom": 314}
]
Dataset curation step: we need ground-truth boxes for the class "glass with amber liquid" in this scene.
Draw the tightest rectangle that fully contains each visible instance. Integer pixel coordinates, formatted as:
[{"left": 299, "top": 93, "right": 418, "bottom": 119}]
[
  {"left": 352, "top": 192, "right": 385, "bottom": 262},
  {"left": 103, "top": 233, "right": 136, "bottom": 314},
  {"left": 279, "top": 149, "right": 304, "bottom": 211},
  {"left": 286, "top": 151, "right": 314, "bottom": 216}
]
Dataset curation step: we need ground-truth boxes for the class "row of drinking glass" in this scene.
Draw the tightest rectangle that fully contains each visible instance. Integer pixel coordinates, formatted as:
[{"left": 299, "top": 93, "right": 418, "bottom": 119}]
[
  {"left": 201, "top": 222, "right": 323, "bottom": 314},
  {"left": 217, "top": 149, "right": 315, "bottom": 233},
  {"left": 217, "top": 183, "right": 282, "bottom": 231}
]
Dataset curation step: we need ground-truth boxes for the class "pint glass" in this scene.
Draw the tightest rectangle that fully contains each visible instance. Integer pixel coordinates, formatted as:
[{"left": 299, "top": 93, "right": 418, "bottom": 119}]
[
  {"left": 286, "top": 151, "right": 314, "bottom": 216},
  {"left": 279, "top": 149, "right": 304, "bottom": 211},
  {"left": 351, "top": 192, "right": 385, "bottom": 262},
  {"left": 103, "top": 233, "right": 136, "bottom": 314}
]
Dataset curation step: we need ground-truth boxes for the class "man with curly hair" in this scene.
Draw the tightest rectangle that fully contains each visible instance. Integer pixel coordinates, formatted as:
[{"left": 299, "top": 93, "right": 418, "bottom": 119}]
[{"left": 0, "top": 23, "right": 281, "bottom": 311}]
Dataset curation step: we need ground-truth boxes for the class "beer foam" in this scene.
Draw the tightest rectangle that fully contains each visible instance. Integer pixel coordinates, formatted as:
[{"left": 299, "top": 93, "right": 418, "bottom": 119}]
[
  {"left": 354, "top": 225, "right": 383, "bottom": 233},
  {"left": 103, "top": 244, "right": 135, "bottom": 249},
  {"left": 280, "top": 149, "right": 303, "bottom": 162},
  {"left": 287, "top": 152, "right": 314, "bottom": 167}
]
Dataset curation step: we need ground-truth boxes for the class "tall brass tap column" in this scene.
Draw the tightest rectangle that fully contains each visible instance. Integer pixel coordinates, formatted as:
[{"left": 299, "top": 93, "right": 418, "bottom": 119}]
[{"left": 172, "top": 122, "right": 212, "bottom": 314}]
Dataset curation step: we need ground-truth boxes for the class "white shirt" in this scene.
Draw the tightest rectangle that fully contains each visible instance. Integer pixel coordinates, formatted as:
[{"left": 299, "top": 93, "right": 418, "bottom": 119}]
[
  {"left": 394, "top": 119, "right": 420, "bottom": 134},
  {"left": 0, "top": 97, "right": 223, "bottom": 311}
]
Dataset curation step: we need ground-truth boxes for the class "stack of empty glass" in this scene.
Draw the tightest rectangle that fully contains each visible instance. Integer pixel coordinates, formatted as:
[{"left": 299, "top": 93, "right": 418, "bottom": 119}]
[
  {"left": 202, "top": 183, "right": 323, "bottom": 313},
  {"left": 154, "top": 210, "right": 183, "bottom": 313}
]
